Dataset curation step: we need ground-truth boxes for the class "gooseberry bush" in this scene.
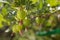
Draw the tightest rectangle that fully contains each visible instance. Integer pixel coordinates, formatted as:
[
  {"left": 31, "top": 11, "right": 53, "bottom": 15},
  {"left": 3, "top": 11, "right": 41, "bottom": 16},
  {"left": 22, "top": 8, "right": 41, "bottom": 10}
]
[{"left": 0, "top": 0, "right": 60, "bottom": 40}]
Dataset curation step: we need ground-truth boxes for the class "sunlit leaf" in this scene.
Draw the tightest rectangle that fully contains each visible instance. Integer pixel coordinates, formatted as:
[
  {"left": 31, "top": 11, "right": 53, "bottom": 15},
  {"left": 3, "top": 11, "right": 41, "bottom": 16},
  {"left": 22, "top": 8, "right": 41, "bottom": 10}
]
[
  {"left": 57, "top": 0, "right": 60, "bottom": 5},
  {"left": 2, "top": 7, "right": 8, "bottom": 16},
  {"left": 39, "top": 0, "right": 43, "bottom": 9},
  {"left": 23, "top": 17, "right": 31, "bottom": 26},
  {"left": 16, "top": 9, "right": 27, "bottom": 20},
  {"left": 12, "top": 24, "right": 22, "bottom": 33},
  {"left": 0, "top": 14, "right": 5, "bottom": 28},
  {"left": 31, "top": 0, "right": 38, "bottom": 4},
  {"left": 46, "top": 0, "right": 58, "bottom": 7},
  {"left": 0, "top": 22, "right": 3, "bottom": 28}
]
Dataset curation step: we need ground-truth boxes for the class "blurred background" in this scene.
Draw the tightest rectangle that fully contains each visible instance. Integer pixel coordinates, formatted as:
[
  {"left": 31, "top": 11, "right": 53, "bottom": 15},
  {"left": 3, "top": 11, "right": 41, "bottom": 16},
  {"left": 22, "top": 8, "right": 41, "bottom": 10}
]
[{"left": 0, "top": 0, "right": 60, "bottom": 40}]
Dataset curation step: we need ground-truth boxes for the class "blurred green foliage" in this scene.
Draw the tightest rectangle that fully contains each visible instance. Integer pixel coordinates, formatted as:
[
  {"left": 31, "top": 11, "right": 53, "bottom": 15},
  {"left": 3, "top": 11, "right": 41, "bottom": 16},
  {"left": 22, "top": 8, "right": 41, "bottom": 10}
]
[{"left": 0, "top": 0, "right": 60, "bottom": 40}]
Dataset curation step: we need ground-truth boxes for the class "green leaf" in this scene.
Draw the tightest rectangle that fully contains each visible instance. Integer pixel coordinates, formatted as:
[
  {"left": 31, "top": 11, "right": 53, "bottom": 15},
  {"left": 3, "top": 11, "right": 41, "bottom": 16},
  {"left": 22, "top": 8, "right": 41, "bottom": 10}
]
[
  {"left": 46, "top": 15, "right": 56, "bottom": 27},
  {"left": 12, "top": 24, "right": 22, "bottom": 33},
  {"left": 0, "top": 2, "right": 3, "bottom": 7},
  {"left": 35, "top": 17, "right": 41, "bottom": 24},
  {"left": 39, "top": 0, "right": 43, "bottom": 9},
  {"left": 2, "top": 7, "right": 8, "bottom": 16},
  {"left": 0, "top": 14, "right": 5, "bottom": 28},
  {"left": 0, "top": 22, "right": 3, "bottom": 28},
  {"left": 57, "top": 0, "right": 60, "bottom": 5},
  {"left": 0, "top": 14, "right": 4, "bottom": 21},
  {"left": 23, "top": 17, "right": 31, "bottom": 26},
  {"left": 16, "top": 9, "right": 27, "bottom": 20},
  {"left": 46, "top": 0, "right": 58, "bottom": 7},
  {"left": 31, "top": 0, "right": 38, "bottom": 4}
]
